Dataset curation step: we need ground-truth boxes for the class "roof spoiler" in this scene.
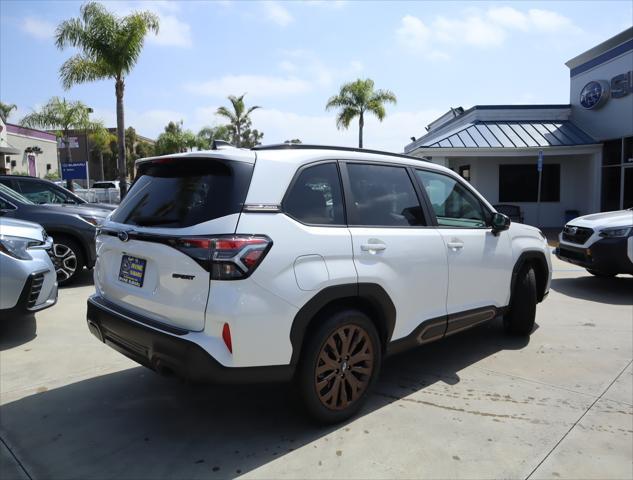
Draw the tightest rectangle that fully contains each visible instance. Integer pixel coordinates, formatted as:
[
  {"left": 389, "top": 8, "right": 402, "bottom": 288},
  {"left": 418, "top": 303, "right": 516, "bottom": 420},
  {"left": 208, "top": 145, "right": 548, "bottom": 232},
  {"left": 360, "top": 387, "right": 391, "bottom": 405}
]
[{"left": 212, "top": 140, "right": 236, "bottom": 150}]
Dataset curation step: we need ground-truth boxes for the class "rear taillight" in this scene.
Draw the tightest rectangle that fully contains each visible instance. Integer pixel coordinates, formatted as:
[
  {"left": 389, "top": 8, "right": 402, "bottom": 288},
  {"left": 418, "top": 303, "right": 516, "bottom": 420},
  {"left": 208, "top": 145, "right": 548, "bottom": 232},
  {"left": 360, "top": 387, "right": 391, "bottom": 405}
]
[{"left": 170, "top": 235, "right": 272, "bottom": 280}]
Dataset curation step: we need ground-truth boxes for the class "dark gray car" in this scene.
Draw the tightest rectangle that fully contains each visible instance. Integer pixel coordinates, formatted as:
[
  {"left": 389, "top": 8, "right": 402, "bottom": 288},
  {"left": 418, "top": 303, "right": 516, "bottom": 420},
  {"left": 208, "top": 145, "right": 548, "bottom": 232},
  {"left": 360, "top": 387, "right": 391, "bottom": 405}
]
[
  {"left": 0, "top": 184, "right": 109, "bottom": 285},
  {"left": 0, "top": 175, "right": 116, "bottom": 212}
]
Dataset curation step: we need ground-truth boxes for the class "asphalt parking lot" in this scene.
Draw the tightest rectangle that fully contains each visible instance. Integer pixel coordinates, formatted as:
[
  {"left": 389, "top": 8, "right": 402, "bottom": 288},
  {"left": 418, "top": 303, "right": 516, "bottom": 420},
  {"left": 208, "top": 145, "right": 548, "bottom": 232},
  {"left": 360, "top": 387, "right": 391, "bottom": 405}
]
[{"left": 1, "top": 257, "right": 632, "bottom": 480}]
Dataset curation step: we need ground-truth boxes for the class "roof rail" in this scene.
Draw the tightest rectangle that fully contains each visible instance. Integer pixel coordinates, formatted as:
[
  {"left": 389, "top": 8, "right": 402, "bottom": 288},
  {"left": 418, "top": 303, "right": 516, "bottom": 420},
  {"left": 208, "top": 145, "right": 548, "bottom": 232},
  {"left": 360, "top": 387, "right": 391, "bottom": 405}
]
[{"left": 252, "top": 143, "right": 427, "bottom": 161}]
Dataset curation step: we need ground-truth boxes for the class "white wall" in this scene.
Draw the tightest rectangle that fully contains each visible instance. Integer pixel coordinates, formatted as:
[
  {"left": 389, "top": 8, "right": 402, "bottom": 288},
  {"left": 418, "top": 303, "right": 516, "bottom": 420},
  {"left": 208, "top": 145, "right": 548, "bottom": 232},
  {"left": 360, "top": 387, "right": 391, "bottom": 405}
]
[
  {"left": 448, "top": 154, "right": 597, "bottom": 227},
  {"left": 5, "top": 133, "right": 58, "bottom": 177}
]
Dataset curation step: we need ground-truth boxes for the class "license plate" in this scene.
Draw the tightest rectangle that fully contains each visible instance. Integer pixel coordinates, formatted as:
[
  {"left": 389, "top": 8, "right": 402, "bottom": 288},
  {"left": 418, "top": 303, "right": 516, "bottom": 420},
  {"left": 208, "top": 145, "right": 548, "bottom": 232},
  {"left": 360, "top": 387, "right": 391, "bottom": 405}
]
[{"left": 118, "top": 255, "right": 147, "bottom": 287}]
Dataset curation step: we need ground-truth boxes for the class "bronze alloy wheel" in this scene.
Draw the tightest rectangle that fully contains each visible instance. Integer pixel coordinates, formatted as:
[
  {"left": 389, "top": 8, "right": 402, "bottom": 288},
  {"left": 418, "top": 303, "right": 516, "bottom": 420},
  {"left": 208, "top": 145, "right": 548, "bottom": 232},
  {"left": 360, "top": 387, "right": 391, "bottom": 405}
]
[{"left": 314, "top": 324, "right": 374, "bottom": 410}]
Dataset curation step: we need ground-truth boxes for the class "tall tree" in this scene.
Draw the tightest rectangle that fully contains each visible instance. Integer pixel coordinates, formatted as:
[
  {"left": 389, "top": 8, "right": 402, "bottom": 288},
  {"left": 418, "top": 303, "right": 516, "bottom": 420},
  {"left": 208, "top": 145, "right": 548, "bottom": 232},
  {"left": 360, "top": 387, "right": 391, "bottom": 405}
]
[
  {"left": 325, "top": 78, "right": 397, "bottom": 148},
  {"left": 196, "top": 125, "right": 230, "bottom": 150},
  {"left": 89, "top": 125, "right": 116, "bottom": 180},
  {"left": 55, "top": 2, "right": 159, "bottom": 198},
  {"left": 0, "top": 101, "right": 17, "bottom": 123},
  {"left": 20, "top": 97, "right": 93, "bottom": 163},
  {"left": 216, "top": 94, "right": 263, "bottom": 148},
  {"left": 155, "top": 121, "right": 196, "bottom": 155}
]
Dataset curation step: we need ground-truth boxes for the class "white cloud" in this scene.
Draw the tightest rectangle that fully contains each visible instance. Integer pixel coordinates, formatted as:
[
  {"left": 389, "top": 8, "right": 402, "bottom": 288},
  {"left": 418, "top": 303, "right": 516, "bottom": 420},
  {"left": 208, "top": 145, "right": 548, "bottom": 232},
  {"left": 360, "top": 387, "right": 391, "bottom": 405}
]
[
  {"left": 20, "top": 17, "right": 55, "bottom": 40},
  {"left": 184, "top": 75, "right": 312, "bottom": 98},
  {"left": 186, "top": 52, "right": 364, "bottom": 99},
  {"left": 104, "top": 1, "right": 191, "bottom": 48},
  {"left": 263, "top": 1, "right": 294, "bottom": 27},
  {"left": 527, "top": 9, "right": 580, "bottom": 33},
  {"left": 397, "top": 7, "right": 581, "bottom": 58},
  {"left": 147, "top": 14, "right": 192, "bottom": 47}
]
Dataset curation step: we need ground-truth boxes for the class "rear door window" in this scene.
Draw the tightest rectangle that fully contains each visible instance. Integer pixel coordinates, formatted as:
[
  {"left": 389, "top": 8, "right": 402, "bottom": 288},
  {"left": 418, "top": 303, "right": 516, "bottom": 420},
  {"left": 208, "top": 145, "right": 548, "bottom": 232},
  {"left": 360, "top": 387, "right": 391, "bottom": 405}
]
[
  {"left": 283, "top": 163, "right": 345, "bottom": 225},
  {"left": 345, "top": 163, "right": 426, "bottom": 227},
  {"left": 111, "top": 158, "right": 253, "bottom": 228}
]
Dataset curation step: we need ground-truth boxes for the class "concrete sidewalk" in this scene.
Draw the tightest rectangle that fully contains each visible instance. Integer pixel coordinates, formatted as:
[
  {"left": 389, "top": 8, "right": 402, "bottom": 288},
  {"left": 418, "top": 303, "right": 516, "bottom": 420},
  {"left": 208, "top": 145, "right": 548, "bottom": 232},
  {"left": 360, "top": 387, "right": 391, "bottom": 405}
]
[{"left": 1, "top": 259, "right": 631, "bottom": 479}]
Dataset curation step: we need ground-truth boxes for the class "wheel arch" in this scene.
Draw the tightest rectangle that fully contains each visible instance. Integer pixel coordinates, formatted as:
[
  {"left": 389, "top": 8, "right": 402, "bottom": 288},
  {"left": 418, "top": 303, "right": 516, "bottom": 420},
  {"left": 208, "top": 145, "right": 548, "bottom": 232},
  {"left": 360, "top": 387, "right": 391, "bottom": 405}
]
[
  {"left": 511, "top": 251, "right": 549, "bottom": 303},
  {"left": 289, "top": 283, "right": 396, "bottom": 366},
  {"left": 46, "top": 229, "right": 89, "bottom": 267}
]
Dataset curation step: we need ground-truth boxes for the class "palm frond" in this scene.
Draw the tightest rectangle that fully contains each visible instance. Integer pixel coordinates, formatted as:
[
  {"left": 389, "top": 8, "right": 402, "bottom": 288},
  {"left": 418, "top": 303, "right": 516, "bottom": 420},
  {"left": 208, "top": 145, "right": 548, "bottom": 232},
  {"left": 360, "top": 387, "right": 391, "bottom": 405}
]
[{"left": 60, "top": 54, "right": 111, "bottom": 89}]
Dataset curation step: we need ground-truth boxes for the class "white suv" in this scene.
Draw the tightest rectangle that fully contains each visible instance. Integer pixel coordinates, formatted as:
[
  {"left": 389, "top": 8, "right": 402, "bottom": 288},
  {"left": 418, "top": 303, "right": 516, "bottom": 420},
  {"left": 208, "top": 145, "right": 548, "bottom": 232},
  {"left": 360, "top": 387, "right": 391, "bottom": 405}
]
[{"left": 87, "top": 144, "right": 551, "bottom": 423}]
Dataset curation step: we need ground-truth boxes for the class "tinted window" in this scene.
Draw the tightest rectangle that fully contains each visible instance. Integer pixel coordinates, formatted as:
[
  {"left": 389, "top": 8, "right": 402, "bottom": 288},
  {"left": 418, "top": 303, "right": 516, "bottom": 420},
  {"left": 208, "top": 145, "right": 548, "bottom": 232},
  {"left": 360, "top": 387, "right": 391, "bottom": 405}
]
[
  {"left": 498, "top": 164, "right": 560, "bottom": 202},
  {"left": 416, "top": 170, "right": 488, "bottom": 228},
  {"left": 284, "top": 163, "right": 344, "bottom": 225},
  {"left": 16, "top": 180, "right": 75, "bottom": 204},
  {"left": 93, "top": 182, "right": 117, "bottom": 189},
  {"left": 347, "top": 164, "right": 425, "bottom": 227},
  {"left": 111, "top": 158, "right": 253, "bottom": 228},
  {"left": 0, "top": 184, "right": 33, "bottom": 205}
]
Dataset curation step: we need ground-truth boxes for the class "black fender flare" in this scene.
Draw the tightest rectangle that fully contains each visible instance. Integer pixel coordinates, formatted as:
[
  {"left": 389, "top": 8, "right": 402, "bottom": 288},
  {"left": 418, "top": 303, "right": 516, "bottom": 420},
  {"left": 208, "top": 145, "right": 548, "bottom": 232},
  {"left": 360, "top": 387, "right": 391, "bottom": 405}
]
[
  {"left": 510, "top": 251, "right": 550, "bottom": 303},
  {"left": 288, "top": 283, "right": 396, "bottom": 366}
]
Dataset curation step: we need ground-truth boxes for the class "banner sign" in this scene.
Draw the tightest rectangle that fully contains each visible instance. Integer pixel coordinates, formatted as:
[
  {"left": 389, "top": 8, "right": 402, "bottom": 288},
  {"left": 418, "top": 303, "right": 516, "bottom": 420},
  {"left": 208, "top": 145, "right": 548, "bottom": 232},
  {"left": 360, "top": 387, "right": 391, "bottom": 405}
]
[
  {"left": 57, "top": 137, "right": 79, "bottom": 149},
  {"left": 61, "top": 162, "right": 87, "bottom": 180}
]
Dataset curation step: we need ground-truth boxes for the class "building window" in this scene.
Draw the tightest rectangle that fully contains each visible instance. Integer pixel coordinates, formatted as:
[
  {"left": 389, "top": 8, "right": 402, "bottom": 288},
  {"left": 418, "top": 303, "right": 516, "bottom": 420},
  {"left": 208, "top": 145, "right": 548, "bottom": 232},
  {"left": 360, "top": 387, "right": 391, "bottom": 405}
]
[
  {"left": 603, "top": 139, "right": 622, "bottom": 166},
  {"left": 459, "top": 165, "right": 471, "bottom": 182},
  {"left": 499, "top": 164, "right": 560, "bottom": 202}
]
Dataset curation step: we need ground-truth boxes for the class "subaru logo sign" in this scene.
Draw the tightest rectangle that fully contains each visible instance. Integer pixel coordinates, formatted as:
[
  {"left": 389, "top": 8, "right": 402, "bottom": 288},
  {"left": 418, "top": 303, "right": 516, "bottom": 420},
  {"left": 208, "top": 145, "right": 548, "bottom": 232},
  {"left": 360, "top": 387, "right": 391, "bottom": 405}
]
[
  {"left": 579, "top": 80, "right": 609, "bottom": 110},
  {"left": 117, "top": 230, "right": 129, "bottom": 242}
]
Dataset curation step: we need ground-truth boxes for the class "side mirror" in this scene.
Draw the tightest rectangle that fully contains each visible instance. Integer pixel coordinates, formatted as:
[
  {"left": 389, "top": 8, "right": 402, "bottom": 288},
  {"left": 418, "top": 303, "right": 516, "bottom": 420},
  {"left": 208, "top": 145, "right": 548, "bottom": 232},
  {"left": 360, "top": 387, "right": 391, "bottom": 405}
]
[{"left": 491, "top": 212, "right": 511, "bottom": 235}]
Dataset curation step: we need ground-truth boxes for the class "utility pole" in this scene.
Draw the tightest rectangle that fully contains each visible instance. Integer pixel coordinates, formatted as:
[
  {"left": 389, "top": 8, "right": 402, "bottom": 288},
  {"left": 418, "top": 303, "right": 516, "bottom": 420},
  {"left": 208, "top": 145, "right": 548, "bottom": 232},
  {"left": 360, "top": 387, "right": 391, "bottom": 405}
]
[{"left": 536, "top": 150, "right": 543, "bottom": 227}]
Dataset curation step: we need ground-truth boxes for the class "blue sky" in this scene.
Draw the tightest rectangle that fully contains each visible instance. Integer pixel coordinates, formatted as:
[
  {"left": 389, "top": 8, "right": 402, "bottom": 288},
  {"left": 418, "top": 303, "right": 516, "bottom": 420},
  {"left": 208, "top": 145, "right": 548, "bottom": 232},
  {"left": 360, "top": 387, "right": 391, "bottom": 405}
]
[{"left": 1, "top": 0, "right": 631, "bottom": 151}]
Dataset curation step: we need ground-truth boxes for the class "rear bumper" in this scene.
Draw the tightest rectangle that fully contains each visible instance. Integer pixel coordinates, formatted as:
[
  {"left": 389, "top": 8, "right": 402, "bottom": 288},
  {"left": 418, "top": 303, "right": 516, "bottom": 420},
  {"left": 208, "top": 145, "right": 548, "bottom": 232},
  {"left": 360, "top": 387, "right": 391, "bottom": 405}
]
[
  {"left": 86, "top": 295, "right": 294, "bottom": 383},
  {"left": 555, "top": 236, "right": 633, "bottom": 274}
]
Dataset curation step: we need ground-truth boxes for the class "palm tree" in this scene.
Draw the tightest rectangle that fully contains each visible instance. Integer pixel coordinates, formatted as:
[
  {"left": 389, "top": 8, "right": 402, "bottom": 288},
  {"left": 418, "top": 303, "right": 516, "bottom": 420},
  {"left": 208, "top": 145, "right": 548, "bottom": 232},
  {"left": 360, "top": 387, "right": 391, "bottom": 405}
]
[
  {"left": 325, "top": 78, "right": 397, "bottom": 148},
  {"left": 89, "top": 125, "right": 116, "bottom": 180},
  {"left": 55, "top": 2, "right": 159, "bottom": 198},
  {"left": 20, "top": 97, "right": 93, "bottom": 164},
  {"left": 0, "top": 101, "right": 17, "bottom": 123},
  {"left": 216, "top": 94, "right": 261, "bottom": 147}
]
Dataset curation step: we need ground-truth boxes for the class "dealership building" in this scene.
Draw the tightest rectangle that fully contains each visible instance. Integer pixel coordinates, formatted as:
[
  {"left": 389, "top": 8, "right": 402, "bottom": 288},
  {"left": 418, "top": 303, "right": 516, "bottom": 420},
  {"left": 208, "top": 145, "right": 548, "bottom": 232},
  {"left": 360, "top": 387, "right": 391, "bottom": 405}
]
[{"left": 404, "top": 27, "right": 633, "bottom": 227}]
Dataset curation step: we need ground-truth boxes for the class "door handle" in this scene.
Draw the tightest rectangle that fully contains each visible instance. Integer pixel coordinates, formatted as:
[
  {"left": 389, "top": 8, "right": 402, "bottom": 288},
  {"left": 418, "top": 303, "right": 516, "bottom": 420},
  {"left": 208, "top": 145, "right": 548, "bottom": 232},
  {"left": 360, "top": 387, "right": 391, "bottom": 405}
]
[
  {"left": 361, "top": 243, "right": 387, "bottom": 253},
  {"left": 447, "top": 240, "right": 464, "bottom": 250}
]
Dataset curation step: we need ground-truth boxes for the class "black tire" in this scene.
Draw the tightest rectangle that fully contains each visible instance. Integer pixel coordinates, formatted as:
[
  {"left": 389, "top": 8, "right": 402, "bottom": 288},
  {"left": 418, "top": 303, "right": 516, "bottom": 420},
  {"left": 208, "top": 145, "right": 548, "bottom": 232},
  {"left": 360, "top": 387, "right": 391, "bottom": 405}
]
[
  {"left": 504, "top": 265, "right": 537, "bottom": 336},
  {"left": 50, "top": 235, "right": 85, "bottom": 286},
  {"left": 586, "top": 269, "right": 616, "bottom": 278},
  {"left": 298, "top": 309, "right": 381, "bottom": 424}
]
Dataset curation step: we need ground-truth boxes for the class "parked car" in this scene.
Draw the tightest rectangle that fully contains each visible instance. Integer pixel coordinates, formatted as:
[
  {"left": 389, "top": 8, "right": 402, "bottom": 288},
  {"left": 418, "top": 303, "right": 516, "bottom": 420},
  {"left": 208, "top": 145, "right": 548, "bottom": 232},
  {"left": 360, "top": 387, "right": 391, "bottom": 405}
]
[
  {"left": 0, "top": 184, "right": 109, "bottom": 285},
  {"left": 0, "top": 175, "right": 115, "bottom": 212},
  {"left": 0, "top": 217, "right": 58, "bottom": 315},
  {"left": 86, "top": 144, "right": 551, "bottom": 423},
  {"left": 89, "top": 180, "right": 131, "bottom": 205},
  {"left": 556, "top": 208, "right": 633, "bottom": 277},
  {"left": 493, "top": 204, "right": 524, "bottom": 224}
]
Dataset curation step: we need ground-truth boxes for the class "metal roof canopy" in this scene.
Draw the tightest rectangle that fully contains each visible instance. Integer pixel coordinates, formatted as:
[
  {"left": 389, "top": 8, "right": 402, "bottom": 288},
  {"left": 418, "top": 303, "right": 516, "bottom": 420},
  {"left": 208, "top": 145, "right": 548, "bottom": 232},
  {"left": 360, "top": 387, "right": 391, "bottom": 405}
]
[{"left": 416, "top": 120, "right": 597, "bottom": 150}]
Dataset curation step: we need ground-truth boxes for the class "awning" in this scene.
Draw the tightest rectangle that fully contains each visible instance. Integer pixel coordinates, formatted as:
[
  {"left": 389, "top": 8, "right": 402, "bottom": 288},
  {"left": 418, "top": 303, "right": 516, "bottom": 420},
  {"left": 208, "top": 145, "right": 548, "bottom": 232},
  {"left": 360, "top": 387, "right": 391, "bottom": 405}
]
[
  {"left": 0, "top": 144, "right": 21, "bottom": 155},
  {"left": 418, "top": 120, "right": 597, "bottom": 149}
]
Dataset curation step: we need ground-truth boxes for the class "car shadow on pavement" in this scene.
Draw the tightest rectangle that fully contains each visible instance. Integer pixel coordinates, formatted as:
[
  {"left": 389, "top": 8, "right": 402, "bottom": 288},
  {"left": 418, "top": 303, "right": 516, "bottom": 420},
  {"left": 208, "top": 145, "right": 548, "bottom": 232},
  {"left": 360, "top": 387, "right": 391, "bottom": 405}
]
[
  {"left": 60, "top": 269, "right": 94, "bottom": 289},
  {"left": 0, "top": 318, "right": 530, "bottom": 479},
  {"left": 0, "top": 314, "right": 36, "bottom": 351},
  {"left": 550, "top": 276, "right": 633, "bottom": 306}
]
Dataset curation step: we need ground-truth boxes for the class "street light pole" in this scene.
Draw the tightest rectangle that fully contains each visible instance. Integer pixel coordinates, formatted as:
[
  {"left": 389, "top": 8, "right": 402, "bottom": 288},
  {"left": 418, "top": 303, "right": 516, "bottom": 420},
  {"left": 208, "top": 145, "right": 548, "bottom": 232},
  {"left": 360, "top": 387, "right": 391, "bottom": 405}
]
[{"left": 84, "top": 107, "right": 93, "bottom": 188}]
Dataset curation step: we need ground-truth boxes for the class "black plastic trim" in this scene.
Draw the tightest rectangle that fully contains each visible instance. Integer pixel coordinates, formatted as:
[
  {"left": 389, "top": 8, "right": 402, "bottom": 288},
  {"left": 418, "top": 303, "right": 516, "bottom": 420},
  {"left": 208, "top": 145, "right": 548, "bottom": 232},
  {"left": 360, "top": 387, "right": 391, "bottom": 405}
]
[
  {"left": 289, "top": 283, "right": 396, "bottom": 365},
  {"left": 87, "top": 296, "right": 294, "bottom": 384},
  {"left": 511, "top": 251, "right": 550, "bottom": 303},
  {"left": 386, "top": 305, "right": 506, "bottom": 357}
]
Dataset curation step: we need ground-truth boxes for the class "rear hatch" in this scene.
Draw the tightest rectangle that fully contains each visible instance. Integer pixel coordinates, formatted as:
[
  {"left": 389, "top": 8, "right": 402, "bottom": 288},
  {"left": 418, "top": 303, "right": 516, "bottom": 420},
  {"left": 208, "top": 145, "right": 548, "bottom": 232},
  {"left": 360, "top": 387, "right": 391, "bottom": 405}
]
[{"left": 95, "top": 153, "right": 255, "bottom": 331}]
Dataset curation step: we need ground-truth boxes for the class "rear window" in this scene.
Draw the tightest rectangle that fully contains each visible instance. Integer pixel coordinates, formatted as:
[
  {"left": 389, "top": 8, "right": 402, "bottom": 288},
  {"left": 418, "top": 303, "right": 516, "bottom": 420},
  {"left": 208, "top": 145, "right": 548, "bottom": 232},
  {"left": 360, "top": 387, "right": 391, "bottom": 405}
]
[
  {"left": 92, "top": 182, "right": 116, "bottom": 189},
  {"left": 111, "top": 158, "right": 253, "bottom": 228}
]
